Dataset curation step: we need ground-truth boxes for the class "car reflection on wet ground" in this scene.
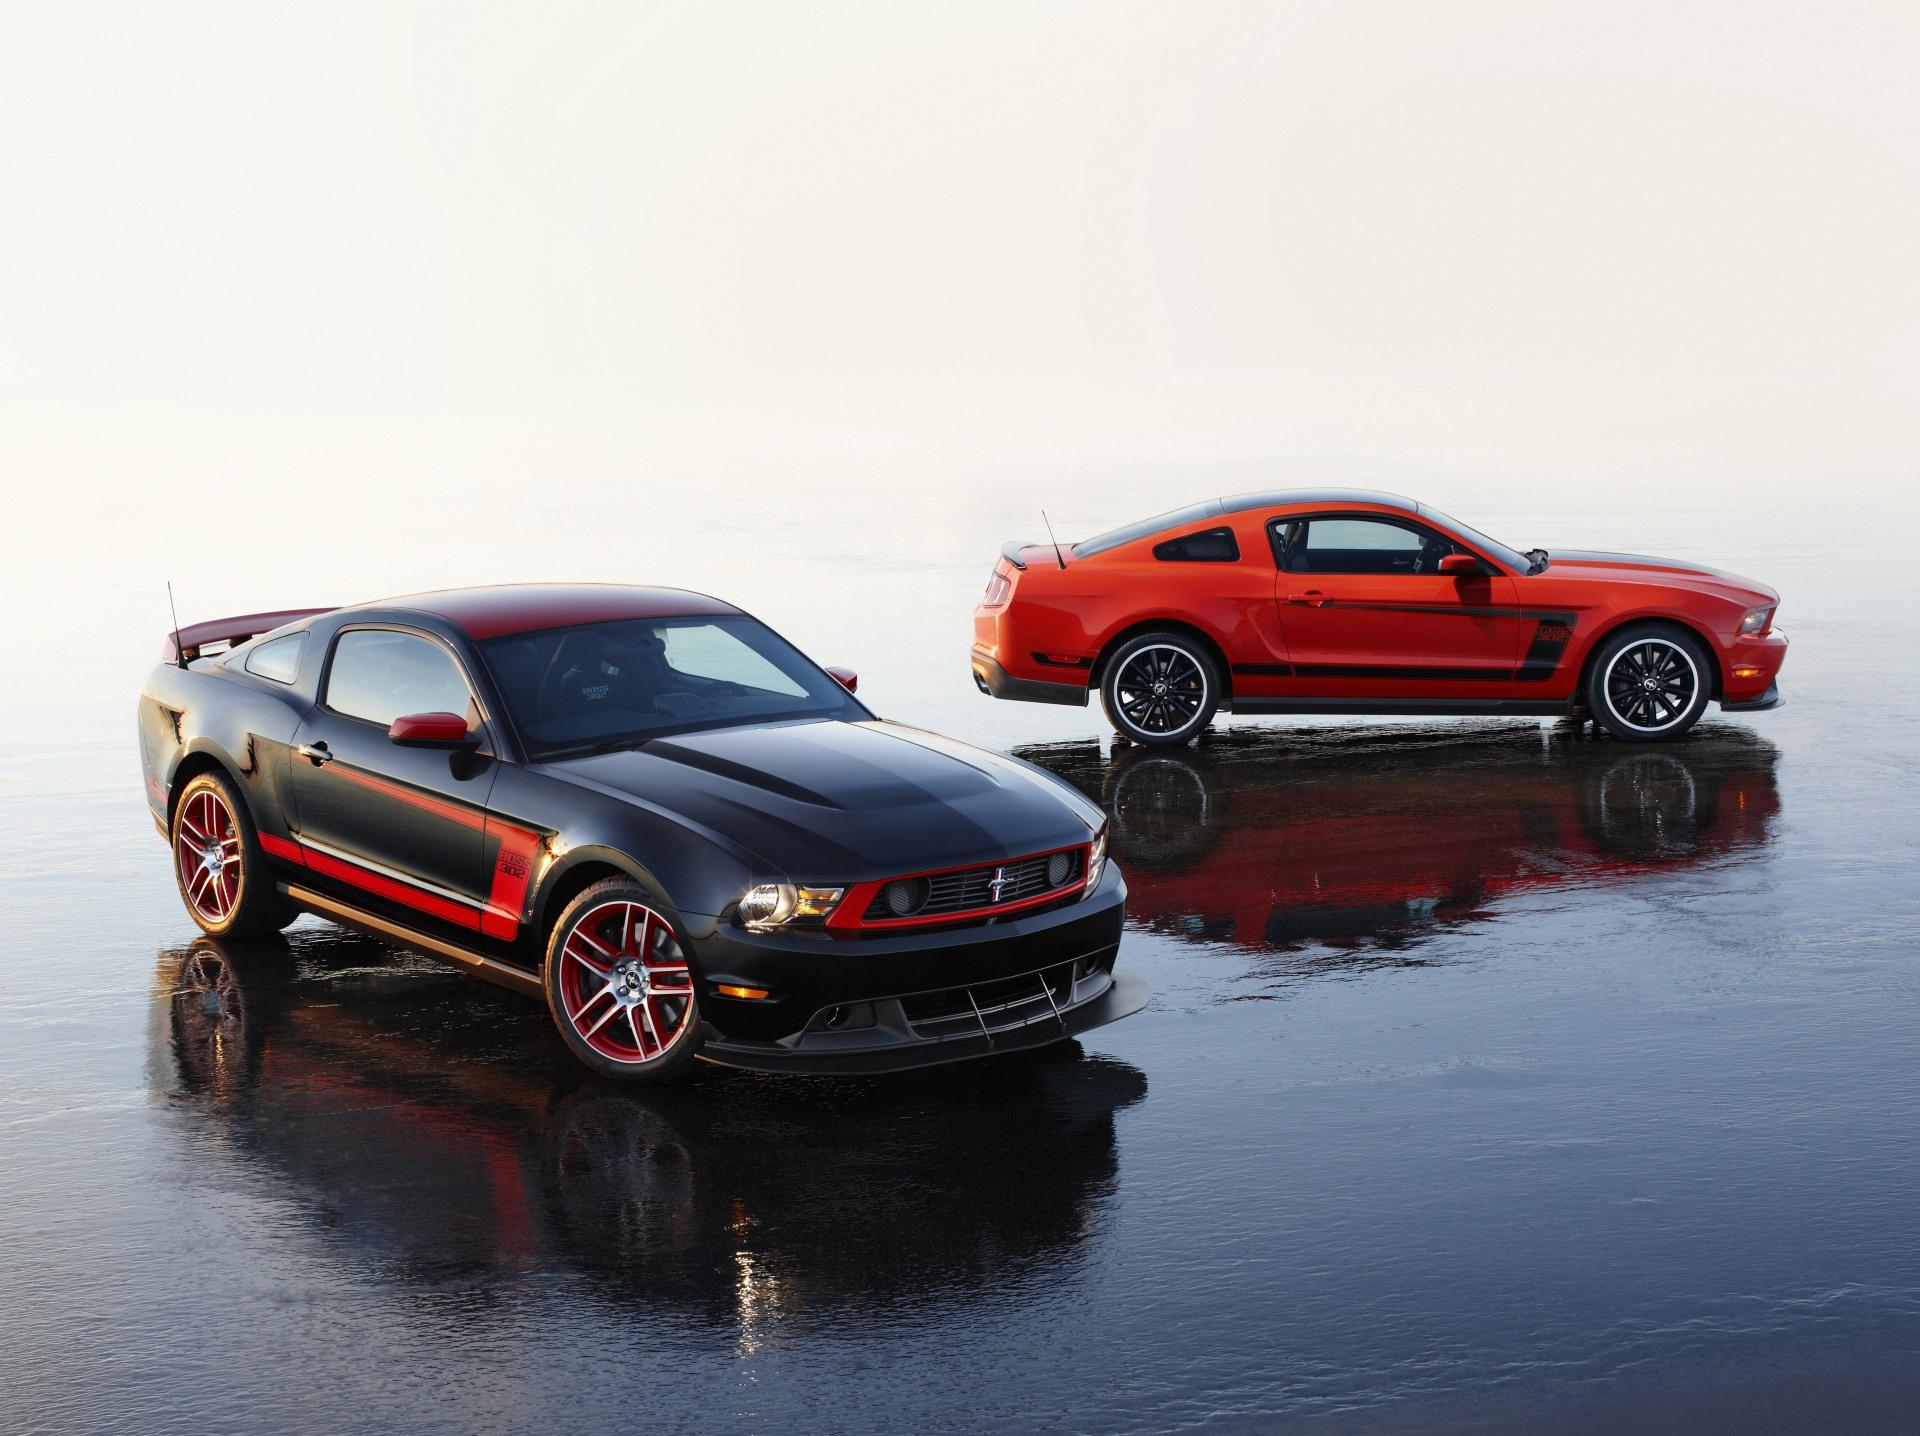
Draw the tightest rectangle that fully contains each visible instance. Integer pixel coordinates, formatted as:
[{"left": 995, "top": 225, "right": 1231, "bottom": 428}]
[
  {"left": 7, "top": 696, "right": 1920, "bottom": 1432},
  {"left": 160, "top": 933, "right": 1144, "bottom": 1323},
  {"left": 1023, "top": 721, "right": 1779, "bottom": 965}
]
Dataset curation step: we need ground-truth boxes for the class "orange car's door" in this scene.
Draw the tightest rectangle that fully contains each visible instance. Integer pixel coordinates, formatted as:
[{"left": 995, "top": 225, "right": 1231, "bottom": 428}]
[{"left": 1271, "top": 514, "right": 1530, "bottom": 700}]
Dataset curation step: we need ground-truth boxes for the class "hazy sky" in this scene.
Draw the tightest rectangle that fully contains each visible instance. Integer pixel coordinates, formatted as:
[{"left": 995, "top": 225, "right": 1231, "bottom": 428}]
[{"left": 3, "top": 1, "right": 1916, "bottom": 684}]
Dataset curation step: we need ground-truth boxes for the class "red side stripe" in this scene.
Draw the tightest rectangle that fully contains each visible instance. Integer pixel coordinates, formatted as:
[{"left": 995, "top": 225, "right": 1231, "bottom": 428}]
[
  {"left": 259, "top": 832, "right": 305, "bottom": 864},
  {"left": 296, "top": 766, "right": 546, "bottom": 938},
  {"left": 481, "top": 823, "right": 544, "bottom": 942},
  {"left": 299, "top": 846, "right": 481, "bottom": 930}
]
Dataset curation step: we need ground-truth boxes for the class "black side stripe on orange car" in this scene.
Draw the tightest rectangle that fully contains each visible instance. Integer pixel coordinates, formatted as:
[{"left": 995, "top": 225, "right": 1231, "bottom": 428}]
[
  {"left": 1232, "top": 613, "right": 1579, "bottom": 684},
  {"left": 1514, "top": 616, "right": 1577, "bottom": 682}
]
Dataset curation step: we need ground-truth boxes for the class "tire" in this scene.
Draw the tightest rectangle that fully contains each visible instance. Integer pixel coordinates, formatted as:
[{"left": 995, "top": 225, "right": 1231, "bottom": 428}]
[
  {"left": 170, "top": 770, "right": 298, "bottom": 937},
  {"left": 1585, "top": 624, "right": 1713, "bottom": 742},
  {"left": 1099, "top": 631, "right": 1221, "bottom": 747},
  {"left": 544, "top": 876, "right": 703, "bottom": 1082}
]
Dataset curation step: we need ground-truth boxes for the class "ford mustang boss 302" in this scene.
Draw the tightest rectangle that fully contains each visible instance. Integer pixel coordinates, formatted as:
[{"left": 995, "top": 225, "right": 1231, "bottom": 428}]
[
  {"left": 140, "top": 585, "right": 1141, "bottom": 1081},
  {"left": 973, "top": 490, "right": 1786, "bottom": 746}
]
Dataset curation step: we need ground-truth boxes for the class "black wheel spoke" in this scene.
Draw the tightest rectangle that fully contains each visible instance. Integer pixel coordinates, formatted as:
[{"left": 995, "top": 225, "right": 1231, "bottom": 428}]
[{"left": 1115, "top": 644, "right": 1210, "bottom": 737}]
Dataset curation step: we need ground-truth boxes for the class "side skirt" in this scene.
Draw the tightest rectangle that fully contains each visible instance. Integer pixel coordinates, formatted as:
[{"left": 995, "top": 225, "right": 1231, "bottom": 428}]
[
  {"left": 1226, "top": 697, "right": 1575, "bottom": 717},
  {"left": 283, "top": 882, "right": 544, "bottom": 999}
]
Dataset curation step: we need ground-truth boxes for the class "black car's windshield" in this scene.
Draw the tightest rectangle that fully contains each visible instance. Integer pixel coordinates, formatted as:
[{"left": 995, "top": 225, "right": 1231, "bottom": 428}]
[
  {"left": 480, "top": 615, "right": 864, "bottom": 759},
  {"left": 1420, "top": 505, "right": 1534, "bottom": 574}
]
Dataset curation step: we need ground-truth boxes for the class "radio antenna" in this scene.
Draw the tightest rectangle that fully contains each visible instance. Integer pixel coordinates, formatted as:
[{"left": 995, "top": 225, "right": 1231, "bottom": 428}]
[
  {"left": 167, "top": 581, "right": 187, "bottom": 668},
  {"left": 1040, "top": 509, "right": 1067, "bottom": 570}
]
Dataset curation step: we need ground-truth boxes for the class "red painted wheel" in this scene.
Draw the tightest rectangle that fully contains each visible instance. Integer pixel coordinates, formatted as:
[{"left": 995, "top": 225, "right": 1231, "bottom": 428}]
[
  {"left": 175, "top": 787, "right": 242, "bottom": 925},
  {"left": 168, "top": 771, "right": 298, "bottom": 937},
  {"left": 544, "top": 879, "right": 702, "bottom": 1081}
]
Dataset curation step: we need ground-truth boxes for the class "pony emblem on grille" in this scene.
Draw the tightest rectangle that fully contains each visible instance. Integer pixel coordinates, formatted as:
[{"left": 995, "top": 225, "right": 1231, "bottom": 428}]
[{"left": 988, "top": 866, "right": 1009, "bottom": 903}]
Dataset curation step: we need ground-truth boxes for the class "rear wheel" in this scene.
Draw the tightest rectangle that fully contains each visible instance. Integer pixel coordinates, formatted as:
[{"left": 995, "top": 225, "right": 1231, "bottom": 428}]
[
  {"left": 1586, "top": 625, "right": 1713, "bottom": 741},
  {"left": 544, "top": 877, "right": 703, "bottom": 1082},
  {"left": 170, "top": 771, "right": 298, "bottom": 937},
  {"left": 1099, "top": 632, "right": 1221, "bottom": 746}
]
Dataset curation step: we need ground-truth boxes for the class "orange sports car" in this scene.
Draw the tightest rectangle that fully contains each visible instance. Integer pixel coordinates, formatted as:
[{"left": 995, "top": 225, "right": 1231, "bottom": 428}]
[{"left": 972, "top": 489, "right": 1786, "bottom": 745}]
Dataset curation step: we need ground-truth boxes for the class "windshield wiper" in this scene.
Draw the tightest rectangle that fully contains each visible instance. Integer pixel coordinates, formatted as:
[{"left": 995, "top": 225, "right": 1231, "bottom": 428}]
[
  {"left": 1525, "top": 548, "right": 1550, "bottom": 575},
  {"left": 546, "top": 735, "right": 650, "bottom": 761}
]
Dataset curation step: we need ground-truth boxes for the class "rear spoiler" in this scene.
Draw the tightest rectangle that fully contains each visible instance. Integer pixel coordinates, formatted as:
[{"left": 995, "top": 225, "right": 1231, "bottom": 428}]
[
  {"left": 1001, "top": 540, "right": 1070, "bottom": 570},
  {"left": 164, "top": 608, "right": 334, "bottom": 664}
]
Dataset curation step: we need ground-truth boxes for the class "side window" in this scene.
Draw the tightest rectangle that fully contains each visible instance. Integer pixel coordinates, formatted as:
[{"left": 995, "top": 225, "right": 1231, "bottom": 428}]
[
  {"left": 243, "top": 633, "right": 305, "bottom": 685},
  {"left": 1290, "top": 518, "right": 1449, "bottom": 575},
  {"left": 326, "top": 630, "right": 474, "bottom": 727},
  {"left": 1153, "top": 527, "right": 1240, "bottom": 562}
]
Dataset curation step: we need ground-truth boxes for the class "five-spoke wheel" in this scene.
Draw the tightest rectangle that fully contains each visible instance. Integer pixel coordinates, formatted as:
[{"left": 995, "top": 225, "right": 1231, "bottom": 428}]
[
  {"left": 545, "top": 879, "right": 703, "bottom": 1081},
  {"left": 1587, "top": 625, "right": 1712, "bottom": 741},
  {"left": 1099, "top": 632, "right": 1221, "bottom": 746}
]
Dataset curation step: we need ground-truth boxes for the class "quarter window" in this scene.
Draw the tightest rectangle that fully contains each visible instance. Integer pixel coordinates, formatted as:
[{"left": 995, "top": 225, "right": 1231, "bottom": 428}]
[
  {"left": 242, "top": 633, "right": 305, "bottom": 685},
  {"left": 1153, "top": 527, "right": 1240, "bottom": 562},
  {"left": 326, "top": 630, "right": 475, "bottom": 727}
]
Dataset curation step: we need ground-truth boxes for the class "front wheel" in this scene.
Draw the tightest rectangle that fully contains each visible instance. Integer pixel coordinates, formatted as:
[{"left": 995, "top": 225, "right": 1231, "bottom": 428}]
[
  {"left": 1585, "top": 625, "right": 1713, "bottom": 741},
  {"left": 544, "top": 877, "right": 703, "bottom": 1082},
  {"left": 1099, "top": 632, "right": 1221, "bottom": 746}
]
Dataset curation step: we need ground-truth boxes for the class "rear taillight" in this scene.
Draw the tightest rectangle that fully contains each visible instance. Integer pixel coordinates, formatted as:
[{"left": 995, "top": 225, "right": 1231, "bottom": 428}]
[{"left": 981, "top": 568, "right": 1013, "bottom": 608}]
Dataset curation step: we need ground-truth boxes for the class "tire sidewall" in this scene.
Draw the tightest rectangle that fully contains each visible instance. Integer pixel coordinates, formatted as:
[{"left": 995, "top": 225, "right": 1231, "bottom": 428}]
[
  {"left": 1100, "top": 633, "right": 1221, "bottom": 746},
  {"left": 543, "top": 875, "right": 704, "bottom": 1082},
  {"left": 1586, "top": 625, "right": 1713, "bottom": 741}
]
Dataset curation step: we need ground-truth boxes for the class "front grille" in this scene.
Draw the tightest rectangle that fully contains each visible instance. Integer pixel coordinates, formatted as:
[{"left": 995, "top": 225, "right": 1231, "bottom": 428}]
[{"left": 862, "top": 846, "right": 1085, "bottom": 923}]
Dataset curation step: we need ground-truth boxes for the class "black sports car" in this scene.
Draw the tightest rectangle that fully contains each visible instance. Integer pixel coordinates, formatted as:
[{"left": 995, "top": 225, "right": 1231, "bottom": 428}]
[{"left": 138, "top": 585, "right": 1142, "bottom": 1080}]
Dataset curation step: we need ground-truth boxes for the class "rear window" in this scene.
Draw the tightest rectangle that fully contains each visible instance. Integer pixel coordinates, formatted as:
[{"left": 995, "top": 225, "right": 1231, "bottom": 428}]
[
  {"left": 1153, "top": 527, "right": 1240, "bottom": 562},
  {"left": 1074, "top": 501, "right": 1224, "bottom": 559}
]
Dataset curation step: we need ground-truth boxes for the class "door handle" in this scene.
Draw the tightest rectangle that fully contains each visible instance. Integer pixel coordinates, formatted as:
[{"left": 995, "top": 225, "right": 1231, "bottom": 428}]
[
  {"left": 295, "top": 741, "right": 333, "bottom": 766},
  {"left": 1284, "top": 590, "right": 1328, "bottom": 607}
]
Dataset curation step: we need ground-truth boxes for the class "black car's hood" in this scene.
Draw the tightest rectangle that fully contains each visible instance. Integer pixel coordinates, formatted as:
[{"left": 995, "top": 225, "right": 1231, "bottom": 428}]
[{"left": 544, "top": 719, "right": 1105, "bottom": 880}]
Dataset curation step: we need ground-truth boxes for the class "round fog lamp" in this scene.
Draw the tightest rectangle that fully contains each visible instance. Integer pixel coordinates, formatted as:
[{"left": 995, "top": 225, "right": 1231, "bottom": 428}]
[
  {"left": 883, "top": 877, "right": 930, "bottom": 917},
  {"left": 1047, "top": 850, "right": 1073, "bottom": 887}
]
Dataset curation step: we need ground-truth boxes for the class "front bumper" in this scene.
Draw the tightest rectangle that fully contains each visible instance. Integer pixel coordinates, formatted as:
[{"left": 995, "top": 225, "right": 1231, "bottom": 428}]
[
  {"left": 1721, "top": 680, "right": 1784, "bottom": 713},
  {"left": 1720, "top": 629, "right": 1788, "bottom": 711},
  {"left": 690, "top": 862, "right": 1138, "bottom": 1073}
]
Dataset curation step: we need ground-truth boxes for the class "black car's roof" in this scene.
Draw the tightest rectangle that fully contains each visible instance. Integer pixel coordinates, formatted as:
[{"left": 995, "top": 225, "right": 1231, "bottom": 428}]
[{"left": 343, "top": 584, "right": 740, "bottom": 640}]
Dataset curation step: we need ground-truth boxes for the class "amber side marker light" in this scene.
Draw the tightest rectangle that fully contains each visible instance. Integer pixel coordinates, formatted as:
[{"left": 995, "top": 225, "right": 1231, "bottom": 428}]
[
  {"left": 717, "top": 984, "right": 771, "bottom": 1001},
  {"left": 1733, "top": 665, "right": 1764, "bottom": 679}
]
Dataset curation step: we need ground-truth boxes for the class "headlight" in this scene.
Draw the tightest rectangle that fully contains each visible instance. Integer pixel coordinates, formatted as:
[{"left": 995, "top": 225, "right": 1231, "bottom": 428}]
[
  {"left": 1739, "top": 606, "right": 1774, "bottom": 636},
  {"left": 737, "top": 882, "right": 844, "bottom": 930},
  {"left": 1083, "top": 824, "right": 1108, "bottom": 894}
]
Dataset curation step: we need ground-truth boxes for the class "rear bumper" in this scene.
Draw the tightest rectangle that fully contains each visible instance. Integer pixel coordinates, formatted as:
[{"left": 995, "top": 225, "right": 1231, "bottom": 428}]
[
  {"left": 971, "top": 650, "right": 1089, "bottom": 707},
  {"left": 690, "top": 862, "right": 1135, "bottom": 1071}
]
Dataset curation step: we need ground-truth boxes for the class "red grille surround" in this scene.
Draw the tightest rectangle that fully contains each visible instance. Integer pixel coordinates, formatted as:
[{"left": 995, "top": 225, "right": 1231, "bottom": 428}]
[{"left": 826, "top": 842, "right": 1091, "bottom": 934}]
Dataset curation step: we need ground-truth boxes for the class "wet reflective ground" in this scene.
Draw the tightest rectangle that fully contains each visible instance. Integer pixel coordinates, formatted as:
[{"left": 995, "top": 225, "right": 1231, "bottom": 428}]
[{"left": 5, "top": 507, "right": 1920, "bottom": 1432}]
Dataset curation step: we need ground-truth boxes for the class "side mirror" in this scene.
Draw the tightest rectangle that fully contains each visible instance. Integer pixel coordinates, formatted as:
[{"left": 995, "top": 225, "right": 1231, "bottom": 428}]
[
  {"left": 824, "top": 665, "right": 859, "bottom": 693},
  {"left": 1438, "top": 553, "right": 1485, "bottom": 577},
  {"left": 388, "top": 711, "right": 477, "bottom": 748}
]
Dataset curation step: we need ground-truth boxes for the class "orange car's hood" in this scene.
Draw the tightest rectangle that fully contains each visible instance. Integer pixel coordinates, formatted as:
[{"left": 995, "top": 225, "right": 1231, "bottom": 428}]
[{"left": 1540, "top": 550, "right": 1778, "bottom": 605}]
